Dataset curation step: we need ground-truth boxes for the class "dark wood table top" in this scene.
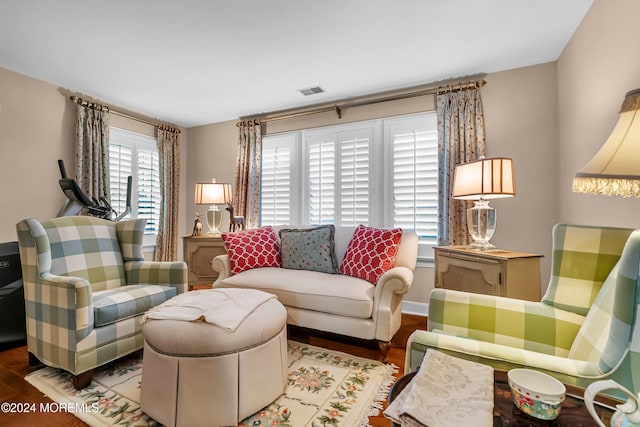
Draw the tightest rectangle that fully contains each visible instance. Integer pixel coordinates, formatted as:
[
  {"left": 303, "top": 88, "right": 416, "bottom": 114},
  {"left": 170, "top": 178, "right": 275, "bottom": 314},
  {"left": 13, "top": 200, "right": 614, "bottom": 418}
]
[{"left": 388, "top": 371, "right": 615, "bottom": 427}]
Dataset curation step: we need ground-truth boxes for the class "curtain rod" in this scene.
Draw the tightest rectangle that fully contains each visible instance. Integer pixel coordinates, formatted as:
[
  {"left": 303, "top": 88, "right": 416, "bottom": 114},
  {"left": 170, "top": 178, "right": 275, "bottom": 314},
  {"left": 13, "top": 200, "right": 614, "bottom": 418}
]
[
  {"left": 69, "top": 96, "right": 181, "bottom": 134},
  {"left": 239, "top": 79, "right": 486, "bottom": 125}
]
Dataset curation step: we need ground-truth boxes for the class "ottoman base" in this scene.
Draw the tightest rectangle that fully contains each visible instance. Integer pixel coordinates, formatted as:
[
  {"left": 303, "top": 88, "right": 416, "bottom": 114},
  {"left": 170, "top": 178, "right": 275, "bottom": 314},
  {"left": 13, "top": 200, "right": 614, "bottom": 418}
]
[{"left": 141, "top": 326, "right": 287, "bottom": 427}]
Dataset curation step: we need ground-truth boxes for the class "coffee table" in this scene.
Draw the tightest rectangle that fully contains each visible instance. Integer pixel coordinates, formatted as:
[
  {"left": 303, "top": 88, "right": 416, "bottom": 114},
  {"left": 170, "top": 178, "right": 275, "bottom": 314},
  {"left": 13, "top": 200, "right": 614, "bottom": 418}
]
[{"left": 388, "top": 370, "right": 615, "bottom": 426}]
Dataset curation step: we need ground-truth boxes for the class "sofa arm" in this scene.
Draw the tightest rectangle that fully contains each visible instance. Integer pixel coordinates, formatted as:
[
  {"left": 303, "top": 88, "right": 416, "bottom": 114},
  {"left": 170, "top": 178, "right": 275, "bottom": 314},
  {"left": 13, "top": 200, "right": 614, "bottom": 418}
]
[
  {"left": 124, "top": 261, "right": 188, "bottom": 294},
  {"left": 428, "top": 288, "right": 585, "bottom": 355},
  {"left": 212, "top": 254, "right": 232, "bottom": 282},
  {"left": 375, "top": 266, "right": 413, "bottom": 297}
]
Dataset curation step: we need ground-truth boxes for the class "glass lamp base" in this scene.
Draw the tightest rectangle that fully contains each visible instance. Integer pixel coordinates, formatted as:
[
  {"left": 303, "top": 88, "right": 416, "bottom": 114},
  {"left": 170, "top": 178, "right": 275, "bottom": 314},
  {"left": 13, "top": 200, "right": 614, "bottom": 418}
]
[
  {"left": 467, "top": 199, "right": 496, "bottom": 251},
  {"left": 206, "top": 206, "right": 223, "bottom": 235}
]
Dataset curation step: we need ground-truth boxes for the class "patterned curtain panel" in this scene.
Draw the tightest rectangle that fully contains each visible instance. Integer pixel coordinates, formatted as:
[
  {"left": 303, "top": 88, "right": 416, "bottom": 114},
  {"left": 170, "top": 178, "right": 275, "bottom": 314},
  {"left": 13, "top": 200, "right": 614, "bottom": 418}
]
[
  {"left": 155, "top": 127, "right": 181, "bottom": 261},
  {"left": 437, "top": 88, "right": 486, "bottom": 246},
  {"left": 75, "top": 104, "right": 110, "bottom": 201},
  {"left": 235, "top": 120, "right": 262, "bottom": 229}
]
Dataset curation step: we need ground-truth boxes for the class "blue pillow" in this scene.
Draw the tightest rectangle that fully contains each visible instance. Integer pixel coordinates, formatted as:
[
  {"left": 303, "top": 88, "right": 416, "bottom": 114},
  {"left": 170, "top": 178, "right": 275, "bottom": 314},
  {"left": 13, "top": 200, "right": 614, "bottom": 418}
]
[{"left": 279, "top": 225, "right": 339, "bottom": 274}]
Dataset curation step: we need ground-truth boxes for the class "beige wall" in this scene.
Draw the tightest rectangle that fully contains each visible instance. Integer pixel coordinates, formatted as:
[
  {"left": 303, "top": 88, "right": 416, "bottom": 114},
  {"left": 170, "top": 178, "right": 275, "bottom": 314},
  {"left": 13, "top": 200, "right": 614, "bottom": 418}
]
[
  {"left": 0, "top": 66, "right": 188, "bottom": 255},
  {"left": 187, "top": 63, "right": 560, "bottom": 309},
  {"left": 557, "top": 0, "right": 640, "bottom": 227},
  {"left": 0, "top": 67, "right": 75, "bottom": 242}
]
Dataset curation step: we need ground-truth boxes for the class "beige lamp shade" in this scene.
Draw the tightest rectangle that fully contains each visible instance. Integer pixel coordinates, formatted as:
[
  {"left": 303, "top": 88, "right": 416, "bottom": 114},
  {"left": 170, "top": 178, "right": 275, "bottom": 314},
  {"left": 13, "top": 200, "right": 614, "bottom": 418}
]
[
  {"left": 452, "top": 157, "right": 516, "bottom": 200},
  {"left": 573, "top": 88, "right": 640, "bottom": 197},
  {"left": 194, "top": 182, "right": 232, "bottom": 205}
]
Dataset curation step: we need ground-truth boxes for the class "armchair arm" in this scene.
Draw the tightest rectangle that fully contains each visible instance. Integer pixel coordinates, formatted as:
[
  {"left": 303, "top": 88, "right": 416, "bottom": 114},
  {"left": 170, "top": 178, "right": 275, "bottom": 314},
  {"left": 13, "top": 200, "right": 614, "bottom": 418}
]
[
  {"left": 31, "top": 274, "right": 94, "bottom": 343},
  {"left": 124, "top": 261, "right": 188, "bottom": 294},
  {"left": 212, "top": 254, "right": 232, "bottom": 283},
  {"left": 428, "top": 288, "right": 585, "bottom": 355}
]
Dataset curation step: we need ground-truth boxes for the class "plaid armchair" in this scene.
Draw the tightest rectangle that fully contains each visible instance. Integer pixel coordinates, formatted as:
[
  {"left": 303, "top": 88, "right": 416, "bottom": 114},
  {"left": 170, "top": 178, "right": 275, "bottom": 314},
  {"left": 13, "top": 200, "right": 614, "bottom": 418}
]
[
  {"left": 16, "top": 216, "right": 187, "bottom": 389},
  {"left": 406, "top": 224, "right": 640, "bottom": 394}
]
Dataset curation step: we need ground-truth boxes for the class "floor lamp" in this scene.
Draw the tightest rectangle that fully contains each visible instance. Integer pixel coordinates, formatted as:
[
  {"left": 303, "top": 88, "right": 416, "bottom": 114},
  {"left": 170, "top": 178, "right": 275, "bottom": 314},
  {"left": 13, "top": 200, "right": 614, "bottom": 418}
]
[{"left": 452, "top": 157, "right": 516, "bottom": 251}]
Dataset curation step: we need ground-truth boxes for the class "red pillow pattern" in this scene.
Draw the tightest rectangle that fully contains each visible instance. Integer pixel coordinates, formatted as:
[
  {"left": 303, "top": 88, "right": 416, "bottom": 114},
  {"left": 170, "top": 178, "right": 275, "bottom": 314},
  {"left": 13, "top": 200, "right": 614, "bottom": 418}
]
[
  {"left": 221, "top": 226, "right": 282, "bottom": 274},
  {"left": 340, "top": 225, "right": 402, "bottom": 284}
]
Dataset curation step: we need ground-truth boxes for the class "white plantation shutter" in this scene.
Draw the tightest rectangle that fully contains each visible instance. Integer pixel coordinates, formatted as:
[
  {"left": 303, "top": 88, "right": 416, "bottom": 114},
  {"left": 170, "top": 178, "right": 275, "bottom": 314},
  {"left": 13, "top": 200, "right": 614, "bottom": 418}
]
[
  {"left": 260, "top": 134, "right": 296, "bottom": 225},
  {"left": 260, "top": 112, "right": 438, "bottom": 259},
  {"left": 307, "top": 135, "right": 336, "bottom": 224},
  {"left": 108, "top": 128, "right": 161, "bottom": 242},
  {"left": 387, "top": 113, "right": 439, "bottom": 254},
  {"left": 137, "top": 148, "right": 160, "bottom": 234},
  {"left": 338, "top": 130, "right": 370, "bottom": 226}
]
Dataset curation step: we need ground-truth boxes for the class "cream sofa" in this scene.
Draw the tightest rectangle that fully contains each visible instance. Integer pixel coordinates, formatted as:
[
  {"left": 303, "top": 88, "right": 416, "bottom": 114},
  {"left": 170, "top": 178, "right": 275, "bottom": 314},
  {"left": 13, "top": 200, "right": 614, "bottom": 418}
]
[{"left": 212, "top": 226, "right": 418, "bottom": 361}]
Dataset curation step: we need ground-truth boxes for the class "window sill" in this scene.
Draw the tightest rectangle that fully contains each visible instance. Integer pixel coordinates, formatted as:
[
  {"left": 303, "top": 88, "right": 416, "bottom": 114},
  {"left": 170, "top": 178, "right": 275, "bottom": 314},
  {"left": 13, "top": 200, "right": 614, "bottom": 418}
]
[{"left": 416, "top": 257, "right": 434, "bottom": 269}]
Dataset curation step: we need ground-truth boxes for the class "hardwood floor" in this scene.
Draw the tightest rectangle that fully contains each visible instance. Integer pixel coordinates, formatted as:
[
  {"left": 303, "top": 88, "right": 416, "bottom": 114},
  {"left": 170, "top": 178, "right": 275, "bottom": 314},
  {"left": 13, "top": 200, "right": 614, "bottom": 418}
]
[{"left": 0, "top": 314, "right": 425, "bottom": 427}]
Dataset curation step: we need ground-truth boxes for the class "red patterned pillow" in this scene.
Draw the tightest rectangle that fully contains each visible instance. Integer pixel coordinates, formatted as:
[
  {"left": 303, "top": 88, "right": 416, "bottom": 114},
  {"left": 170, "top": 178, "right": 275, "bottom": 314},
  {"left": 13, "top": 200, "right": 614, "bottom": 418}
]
[
  {"left": 340, "top": 225, "right": 402, "bottom": 284},
  {"left": 221, "top": 226, "right": 282, "bottom": 274}
]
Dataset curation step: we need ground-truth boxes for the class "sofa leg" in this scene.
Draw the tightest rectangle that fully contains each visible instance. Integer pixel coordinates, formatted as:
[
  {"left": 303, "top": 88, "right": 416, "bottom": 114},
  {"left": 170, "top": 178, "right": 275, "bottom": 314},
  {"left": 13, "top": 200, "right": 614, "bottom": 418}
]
[
  {"left": 378, "top": 341, "right": 392, "bottom": 363},
  {"left": 72, "top": 370, "right": 94, "bottom": 390}
]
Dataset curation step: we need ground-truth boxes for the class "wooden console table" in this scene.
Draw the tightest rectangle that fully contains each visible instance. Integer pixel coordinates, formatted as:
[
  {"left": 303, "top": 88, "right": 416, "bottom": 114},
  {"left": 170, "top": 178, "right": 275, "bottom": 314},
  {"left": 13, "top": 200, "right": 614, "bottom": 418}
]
[
  {"left": 182, "top": 234, "right": 226, "bottom": 290},
  {"left": 434, "top": 246, "right": 542, "bottom": 301}
]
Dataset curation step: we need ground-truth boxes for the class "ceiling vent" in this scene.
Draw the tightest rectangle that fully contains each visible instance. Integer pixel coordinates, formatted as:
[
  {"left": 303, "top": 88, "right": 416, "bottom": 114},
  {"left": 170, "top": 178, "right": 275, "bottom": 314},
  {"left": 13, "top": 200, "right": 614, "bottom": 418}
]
[{"left": 298, "top": 86, "right": 325, "bottom": 96}]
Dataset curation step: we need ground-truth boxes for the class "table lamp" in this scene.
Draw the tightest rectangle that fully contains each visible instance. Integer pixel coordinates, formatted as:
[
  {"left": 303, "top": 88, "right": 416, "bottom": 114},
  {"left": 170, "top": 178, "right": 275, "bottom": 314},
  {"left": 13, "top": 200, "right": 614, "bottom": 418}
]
[
  {"left": 194, "top": 181, "right": 232, "bottom": 235},
  {"left": 573, "top": 88, "right": 640, "bottom": 197},
  {"left": 452, "top": 157, "right": 516, "bottom": 250}
]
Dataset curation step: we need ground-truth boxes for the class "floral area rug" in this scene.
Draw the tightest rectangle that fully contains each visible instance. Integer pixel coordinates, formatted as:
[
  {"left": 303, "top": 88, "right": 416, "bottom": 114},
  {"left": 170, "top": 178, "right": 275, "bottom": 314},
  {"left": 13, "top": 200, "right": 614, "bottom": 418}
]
[{"left": 25, "top": 341, "right": 397, "bottom": 427}]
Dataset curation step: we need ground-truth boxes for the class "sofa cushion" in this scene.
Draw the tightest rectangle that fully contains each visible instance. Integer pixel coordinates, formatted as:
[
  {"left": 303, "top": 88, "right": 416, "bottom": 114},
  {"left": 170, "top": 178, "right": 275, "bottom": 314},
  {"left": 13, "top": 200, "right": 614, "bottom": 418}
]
[
  {"left": 217, "top": 267, "right": 375, "bottom": 319},
  {"left": 93, "top": 285, "right": 177, "bottom": 327},
  {"left": 222, "top": 226, "right": 282, "bottom": 274},
  {"left": 279, "top": 225, "right": 339, "bottom": 274},
  {"left": 340, "top": 224, "right": 402, "bottom": 284}
]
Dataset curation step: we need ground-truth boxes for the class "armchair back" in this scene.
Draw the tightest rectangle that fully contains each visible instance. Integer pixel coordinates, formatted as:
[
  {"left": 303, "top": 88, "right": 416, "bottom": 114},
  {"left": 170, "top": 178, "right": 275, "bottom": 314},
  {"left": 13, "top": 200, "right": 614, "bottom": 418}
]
[
  {"left": 18, "top": 216, "right": 148, "bottom": 292},
  {"left": 542, "top": 224, "right": 634, "bottom": 315}
]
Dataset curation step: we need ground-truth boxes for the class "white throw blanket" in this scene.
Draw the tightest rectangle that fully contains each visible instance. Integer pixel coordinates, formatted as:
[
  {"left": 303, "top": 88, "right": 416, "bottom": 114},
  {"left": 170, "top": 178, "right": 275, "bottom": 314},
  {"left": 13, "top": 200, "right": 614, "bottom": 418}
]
[
  {"left": 384, "top": 349, "right": 494, "bottom": 427},
  {"left": 141, "top": 288, "right": 275, "bottom": 332}
]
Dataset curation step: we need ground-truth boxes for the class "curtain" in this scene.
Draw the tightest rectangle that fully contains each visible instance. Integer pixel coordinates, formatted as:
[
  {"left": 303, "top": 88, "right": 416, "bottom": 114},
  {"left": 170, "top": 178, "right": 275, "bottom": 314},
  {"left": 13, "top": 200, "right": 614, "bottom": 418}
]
[
  {"left": 234, "top": 120, "right": 262, "bottom": 229},
  {"left": 155, "top": 127, "right": 181, "bottom": 261},
  {"left": 437, "top": 88, "right": 486, "bottom": 246},
  {"left": 75, "top": 103, "right": 110, "bottom": 201}
]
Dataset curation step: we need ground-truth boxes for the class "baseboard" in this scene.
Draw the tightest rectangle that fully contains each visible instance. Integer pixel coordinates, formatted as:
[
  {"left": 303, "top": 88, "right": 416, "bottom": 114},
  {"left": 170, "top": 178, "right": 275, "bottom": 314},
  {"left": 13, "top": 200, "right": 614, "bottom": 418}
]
[{"left": 402, "top": 301, "right": 428, "bottom": 317}]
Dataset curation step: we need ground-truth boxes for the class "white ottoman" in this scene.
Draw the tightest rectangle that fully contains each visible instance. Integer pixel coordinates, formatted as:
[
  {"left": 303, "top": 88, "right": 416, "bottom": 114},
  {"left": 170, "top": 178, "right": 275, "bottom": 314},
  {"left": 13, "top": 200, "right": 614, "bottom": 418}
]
[{"left": 140, "top": 290, "right": 288, "bottom": 427}]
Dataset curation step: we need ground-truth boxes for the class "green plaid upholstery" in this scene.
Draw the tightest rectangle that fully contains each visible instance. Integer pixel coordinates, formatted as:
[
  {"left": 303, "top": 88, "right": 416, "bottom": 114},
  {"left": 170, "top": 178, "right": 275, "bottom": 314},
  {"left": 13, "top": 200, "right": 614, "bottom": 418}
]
[
  {"left": 428, "top": 289, "right": 585, "bottom": 356},
  {"left": 16, "top": 216, "right": 187, "bottom": 377},
  {"left": 541, "top": 224, "right": 633, "bottom": 316},
  {"left": 406, "top": 225, "right": 640, "bottom": 397}
]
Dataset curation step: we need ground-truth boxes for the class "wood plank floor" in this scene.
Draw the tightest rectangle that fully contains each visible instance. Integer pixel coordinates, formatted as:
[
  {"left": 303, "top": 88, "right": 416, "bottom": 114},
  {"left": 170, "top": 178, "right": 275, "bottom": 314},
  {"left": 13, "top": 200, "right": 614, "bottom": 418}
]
[{"left": 0, "top": 314, "right": 426, "bottom": 427}]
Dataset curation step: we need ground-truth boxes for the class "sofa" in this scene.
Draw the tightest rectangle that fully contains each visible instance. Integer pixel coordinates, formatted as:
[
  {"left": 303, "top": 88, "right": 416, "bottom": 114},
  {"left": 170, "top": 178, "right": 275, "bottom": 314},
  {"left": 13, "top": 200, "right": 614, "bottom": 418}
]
[
  {"left": 212, "top": 224, "right": 418, "bottom": 361},
  {"left": 16, "top": 216, "right": 187, "bottom": 389},
  {"left": 405, "top": 224, "right": 640, "bottom": 397}
]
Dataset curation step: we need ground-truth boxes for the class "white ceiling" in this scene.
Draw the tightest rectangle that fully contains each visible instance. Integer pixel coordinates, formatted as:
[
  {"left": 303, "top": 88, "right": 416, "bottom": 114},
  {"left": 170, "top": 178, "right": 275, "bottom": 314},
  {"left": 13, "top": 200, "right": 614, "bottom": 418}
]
[{"left": 0, "top": 0, "right": 593, "bottom": 128}]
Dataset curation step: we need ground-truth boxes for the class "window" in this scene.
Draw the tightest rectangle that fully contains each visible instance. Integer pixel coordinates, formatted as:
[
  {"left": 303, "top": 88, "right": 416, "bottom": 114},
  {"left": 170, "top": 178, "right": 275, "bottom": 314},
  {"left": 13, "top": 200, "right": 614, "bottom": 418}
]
[
  {"left": 109, "top": 127, "right": 161, "bottom": 246},
  {"left": 260, "top": 112, "right": 438, "bottom": 258}
]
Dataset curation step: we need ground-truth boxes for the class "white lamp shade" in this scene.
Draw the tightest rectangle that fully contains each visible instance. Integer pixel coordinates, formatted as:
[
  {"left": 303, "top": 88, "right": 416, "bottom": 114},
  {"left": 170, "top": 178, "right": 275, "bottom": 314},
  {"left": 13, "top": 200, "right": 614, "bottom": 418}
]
[
  {"left": 194, "top": 182, "right": 231, "bottom": 205},
  {"left": 452, "top": 157, "right": 516, "bottom": 200},
  {"left": 573, "top": 88, "right": 640, "bottom": 197}
]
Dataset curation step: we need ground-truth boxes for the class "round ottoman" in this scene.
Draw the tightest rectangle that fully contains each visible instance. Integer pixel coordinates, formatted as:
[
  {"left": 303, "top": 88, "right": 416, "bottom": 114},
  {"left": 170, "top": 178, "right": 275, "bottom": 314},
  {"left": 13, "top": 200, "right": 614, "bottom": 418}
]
[{"left": 140, "top": 290, "right": 288, "bottom": 427}]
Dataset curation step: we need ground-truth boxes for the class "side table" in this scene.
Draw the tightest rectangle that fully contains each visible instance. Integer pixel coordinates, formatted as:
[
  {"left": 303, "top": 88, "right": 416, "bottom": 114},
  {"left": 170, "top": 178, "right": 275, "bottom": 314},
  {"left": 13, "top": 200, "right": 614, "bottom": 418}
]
[
  {"left": 434, "top": 246, "right": 542, "bottom": 301},
  {"left": 182, "top": 234, "right": 226, "bottom": 290}
]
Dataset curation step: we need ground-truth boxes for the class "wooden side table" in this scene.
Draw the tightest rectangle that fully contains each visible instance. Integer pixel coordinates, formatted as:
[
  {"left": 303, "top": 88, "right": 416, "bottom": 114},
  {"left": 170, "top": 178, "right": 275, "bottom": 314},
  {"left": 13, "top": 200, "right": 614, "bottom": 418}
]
[
  {"left": 434, "top": 246, "right": 543, "bottom": 301},
  {"left": 182, "top": 234, "right": 226, "bottom": 290}
]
